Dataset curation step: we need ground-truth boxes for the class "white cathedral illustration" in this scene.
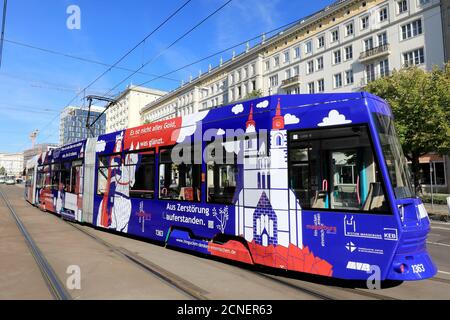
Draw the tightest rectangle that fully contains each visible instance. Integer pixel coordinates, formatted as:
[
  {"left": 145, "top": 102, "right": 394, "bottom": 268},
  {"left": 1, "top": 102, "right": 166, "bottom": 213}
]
[{"left": 235, "top": 99, "right": 303, "bottom": 248}]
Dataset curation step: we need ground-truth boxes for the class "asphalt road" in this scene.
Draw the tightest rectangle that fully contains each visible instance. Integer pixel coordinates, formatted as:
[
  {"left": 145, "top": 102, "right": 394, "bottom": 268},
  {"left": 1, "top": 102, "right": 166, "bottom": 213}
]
[{"left": 1, "top": 184, "right": 449, "bottom": 300}]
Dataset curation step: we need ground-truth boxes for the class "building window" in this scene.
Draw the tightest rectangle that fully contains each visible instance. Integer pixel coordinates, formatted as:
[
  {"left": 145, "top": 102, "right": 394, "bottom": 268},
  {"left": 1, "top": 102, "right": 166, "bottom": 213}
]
[
  {"left": 316, "top": 56, "right": 324, "bottom": 70},
  {"left": 403, "top": 48, "right": 425, "bottom": 66},
  {"left": 361, "top": 15, "right": 369, "bottom": 30},
  {"left": 159, "top": 147, "right": 201, "bottom": 202},
  {"left": 270, "top": 75, "right": 279, "bottom": 87},
  {"left": 345, "top": 70, "right": 354, "bottom": 85},
  {"left": 344, "top": 45, "right": 353, "bottom": 60},
  {"left": 380, "top": 59, "right": 390, "bottom": 77},
  {"left": 331, "top": 29, "right": 339, "bottom": 42},
  {"left": 418, "top": 0, "right": 430, "bottom": 6},
  {"left": 293, "top": 65, "right": 300, "bottom": 76},
  {"left": 317, "top": 79, "right": 325, "bottom": 92},
  {"left": 398, "top": 0, "right": 408, "bottom": 14},
  {"left": 379, "top": 7, "right": 388, "bottom": 22},
  {"left": 366, "top": 64, "right": 375, "bottom": 83},
  {"left": 318, "top": 36, "right": 325, "bottom": 48},
  {"left": 345, "top": 22, "right": 354, "bottom": 36},
  {"left": 285, "top": 69, "right": 292, "bottom": 80},
  {"left": 308, "top": 82, "right": 315, "bottom": 94},
  {"left": 419, "top": 161, "right": 446, "bottom": 185},
  {"left": 265, "top": 60, "right": 270, "bottom": 71},
  {"left": 334, "top": 73, "right": 343, "bottom": 88},
  {"left": 307, "top": 60, "right": 314, "bottom": 74},
  {"left": 364, "top": 38, "right": 374, "bottom": 51},
  {"left": 294, "top": 46, "right": 301, "bottom": 58},
  {"left": 274, "top": 56, "right": 280, "bottom": 67},
  {"left": 305, "top": 41, "right": 312, "bottom": 54},
  {"left": 378, "top": 32, "right": 388, "bottom": 46},
  {"left": 333, "top": 50, "right": 342, "bottom": 64},
  {"left": 284, "top": 51, "right": 290, "bottom": 63},
  {"left": 401, "top": 19, "right": 423, "bottom": 40}
]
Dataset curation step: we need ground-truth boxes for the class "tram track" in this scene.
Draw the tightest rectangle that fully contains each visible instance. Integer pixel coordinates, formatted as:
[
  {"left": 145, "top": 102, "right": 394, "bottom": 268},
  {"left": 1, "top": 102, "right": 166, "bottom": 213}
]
[
  {"left": 0, "top": 187, "right": 71, "bottom": 300},
  {"left": 66, "top": 222, "right": 210, "bottom": 300},
  {"left": 66, "top": 218, "right": 400, "bottom": 300},
  {"left": 253, "top": 272, "right": 399, "bottom": 300}
]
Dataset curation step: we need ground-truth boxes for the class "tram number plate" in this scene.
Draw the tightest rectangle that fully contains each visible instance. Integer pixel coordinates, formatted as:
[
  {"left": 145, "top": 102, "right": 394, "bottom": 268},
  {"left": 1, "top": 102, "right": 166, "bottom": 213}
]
[{"left": 411, "top": 264, "right": 425, "bottom": 274}]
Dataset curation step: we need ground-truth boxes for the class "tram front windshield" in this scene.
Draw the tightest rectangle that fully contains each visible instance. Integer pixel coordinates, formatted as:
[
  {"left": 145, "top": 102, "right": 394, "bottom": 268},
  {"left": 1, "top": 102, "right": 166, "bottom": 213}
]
[{"left": 372, "top": 113, "right": 414, "bottom": 199}]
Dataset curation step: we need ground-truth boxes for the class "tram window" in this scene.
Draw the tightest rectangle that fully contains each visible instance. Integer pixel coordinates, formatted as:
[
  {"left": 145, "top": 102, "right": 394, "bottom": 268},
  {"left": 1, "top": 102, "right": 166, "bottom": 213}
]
[
  {"left": 206, "top": 143, "right": 239, "bottom": 204},
  {"left": 97, "top": 155, "right": 121, "bottom": 195},
  {"left": 125, "top": 150, "right": 155, "bottom": 199},
  {"left": 159, "top": 146, "right": 201, "bottom": 202},
  {"left": 60, "top": 162, "right": 71, "bottom": 192},
  {"left": 37, "top": 166, "right": 47, "bottom": 189},
  {"left": 70, "top": 160, "right": 83, "bottom": 194},
  {"left": 289, "top": 125, "right": 389, "bottom": 213},
  {"left": 50, "top": 164, "right": 60, "bottom": 190}
]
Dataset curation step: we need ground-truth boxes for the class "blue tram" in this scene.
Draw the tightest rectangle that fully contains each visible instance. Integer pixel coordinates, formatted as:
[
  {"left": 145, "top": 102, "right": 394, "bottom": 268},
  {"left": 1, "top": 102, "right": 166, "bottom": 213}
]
[{"left": 24, "top": 93, "right": 437, "bottom": 281}]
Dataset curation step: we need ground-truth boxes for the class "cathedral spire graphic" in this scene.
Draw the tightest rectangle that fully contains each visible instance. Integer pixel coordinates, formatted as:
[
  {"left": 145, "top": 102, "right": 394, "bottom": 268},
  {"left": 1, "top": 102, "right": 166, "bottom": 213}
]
[
  {"left": 246, "top": 104, "right": 256, "bottom": 130},
  {"left": 272, "top": 98, "right": 284, "bottom": 130}
]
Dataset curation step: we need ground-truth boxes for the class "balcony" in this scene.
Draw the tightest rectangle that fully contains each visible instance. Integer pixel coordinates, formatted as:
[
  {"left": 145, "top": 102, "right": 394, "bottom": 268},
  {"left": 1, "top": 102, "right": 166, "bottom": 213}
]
[
  {"left": 281, "top": 75, "right": 301, "bottom": 88},
  {"left": 359, "top": 43, "right": 390, "bottom": 62}
]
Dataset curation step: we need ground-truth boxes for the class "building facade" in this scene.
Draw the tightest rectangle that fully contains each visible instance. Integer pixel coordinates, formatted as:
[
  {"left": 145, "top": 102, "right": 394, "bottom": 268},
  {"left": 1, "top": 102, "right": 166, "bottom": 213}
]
[
  {"left": 141, "top": 0, "right": 447, "bottom": 123},
  {"left": 59, "top": 105, "right": 106, "bottom": 146},
  {"left": 140, "top": 0, "right": 449, "bottom": 194},
  {"left": 0, "top": 153, "right": 24, "bottom": 177},
  {"left": 105, "top": 85, "right": 167, "bottom": 133}
]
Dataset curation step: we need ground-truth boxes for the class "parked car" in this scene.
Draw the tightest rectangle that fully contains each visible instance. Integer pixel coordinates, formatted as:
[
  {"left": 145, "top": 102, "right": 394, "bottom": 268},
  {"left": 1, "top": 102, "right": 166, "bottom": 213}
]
[
  {"left": 0, "top": 176, "right": 5, "bottom": 184},
  {"left": 5, "top": 177, "right": 16, "bottom": 185}
]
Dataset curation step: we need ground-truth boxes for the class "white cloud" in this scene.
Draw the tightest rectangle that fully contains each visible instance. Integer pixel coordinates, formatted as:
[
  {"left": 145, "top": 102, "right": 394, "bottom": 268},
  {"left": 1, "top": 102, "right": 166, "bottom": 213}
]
[
  {"left": 284, "top": 113, "right": 300, "bottom": 125},
  {"left": 96, "top": 140, "right": 106, "bottom": 152},
  {"left": 318, "top": 110, "right": 352, "bottom": 127},
  {"left": 176, "top": 110, "right": 209, "bottom": 143},
  {"left": 231, "top": 104, "right": 244, "bottom": 114},
  {"left": 217, "top": 128, "right": 225, "bottom": 136},
  {"left": 256, "top": 100, "right": 269, "bottom": 109}
]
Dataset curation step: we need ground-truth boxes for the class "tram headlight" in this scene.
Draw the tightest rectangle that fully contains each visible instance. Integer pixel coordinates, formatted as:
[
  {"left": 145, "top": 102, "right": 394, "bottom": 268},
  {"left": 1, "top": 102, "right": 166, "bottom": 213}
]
[{"left": 394, "top": 263, "right": 408, "bottom": 274}]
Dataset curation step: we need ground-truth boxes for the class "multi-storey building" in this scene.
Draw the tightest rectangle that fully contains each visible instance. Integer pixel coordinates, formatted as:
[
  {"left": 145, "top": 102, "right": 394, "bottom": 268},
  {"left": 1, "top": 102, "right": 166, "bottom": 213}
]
[
  {"left": 105, "top": 85, "right": 167, "bottom": 133},
  {"left": 140, "top": 0, "right": 449, "bottom": 193},
  {"left": 59, "top": 105, "right": 106, "bottom": 146},
  {"left": 141, "top": 0, "right": 446, "bottom": 120},
  {"left": 0, "top": 153, "right": 24, "bottom": 177}
]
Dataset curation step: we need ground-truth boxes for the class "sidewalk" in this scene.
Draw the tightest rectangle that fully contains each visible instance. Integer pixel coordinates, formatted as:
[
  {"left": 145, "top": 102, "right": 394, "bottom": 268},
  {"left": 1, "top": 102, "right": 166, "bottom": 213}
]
[{"left": 424, "top": 203, "right": 450, "bottom": 221}]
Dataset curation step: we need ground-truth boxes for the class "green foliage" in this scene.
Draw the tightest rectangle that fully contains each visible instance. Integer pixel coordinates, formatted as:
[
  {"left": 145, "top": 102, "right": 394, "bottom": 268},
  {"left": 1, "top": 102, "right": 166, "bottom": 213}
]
[
  {"left": 365, "top": 63, "right": 450, "bottom": 194},
  {"left": 244, "top": 89, "right": 263, "bottom": 100},
  {"left": 0, "top": 167, "right": 5, "bottom": 175},
  {"left": 420, "top": 193, "right": 449, "bottom": 205},
  {"left": 365, "top": 63, "right": 450, "bottom": 158}
]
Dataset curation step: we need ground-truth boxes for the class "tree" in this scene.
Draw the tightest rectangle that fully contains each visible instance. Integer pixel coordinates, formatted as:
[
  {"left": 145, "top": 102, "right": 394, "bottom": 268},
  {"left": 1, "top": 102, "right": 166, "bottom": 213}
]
[
  {"left": 243, "top": 89, "right": 263, "bottom": 100},
  {"left": 365, "top": 63, "right": 450, "bottom": 194},
  {"left": 0, "top": 167, "right": 6, "bottom": 176}
]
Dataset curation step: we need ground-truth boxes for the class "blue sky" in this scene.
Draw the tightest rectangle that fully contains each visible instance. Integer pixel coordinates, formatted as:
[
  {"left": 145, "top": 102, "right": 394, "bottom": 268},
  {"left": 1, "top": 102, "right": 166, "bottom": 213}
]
[{"left": 0, "top": 0, "right": 334, "bottom": 153}]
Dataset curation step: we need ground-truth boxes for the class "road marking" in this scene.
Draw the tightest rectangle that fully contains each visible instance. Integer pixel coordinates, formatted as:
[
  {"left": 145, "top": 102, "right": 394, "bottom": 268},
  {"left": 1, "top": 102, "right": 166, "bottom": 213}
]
[
  {"left": 427, "top": 241, "right": 450, "bottom": 248},
  {"left": 438, "top": 270, "right": 450, "bottom": 276}
]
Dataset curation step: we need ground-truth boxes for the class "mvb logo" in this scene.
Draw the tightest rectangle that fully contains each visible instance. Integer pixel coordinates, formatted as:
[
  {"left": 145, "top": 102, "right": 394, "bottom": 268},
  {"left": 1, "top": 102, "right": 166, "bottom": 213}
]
[{"left": 346, "top": 261, "right": 371, "bottom": 272}]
